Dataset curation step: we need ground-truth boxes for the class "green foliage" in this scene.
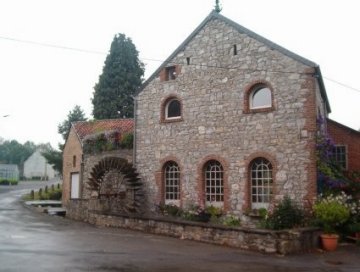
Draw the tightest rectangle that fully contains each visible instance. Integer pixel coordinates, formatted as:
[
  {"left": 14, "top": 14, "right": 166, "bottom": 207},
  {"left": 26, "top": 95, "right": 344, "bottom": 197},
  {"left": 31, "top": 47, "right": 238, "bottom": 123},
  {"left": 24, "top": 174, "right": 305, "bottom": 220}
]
[
  {"left": 23, "top": 184, "right": 62, "bottom": 201},
  {"left": 121, "top": 133, "right": 133, "bottom": 149},
  {"left": 92, "top": 33, "right": 144, "bottom": 119},
  {"left": 0, "top": 179, "right": 18, "bottom": 185},
  {"left": 221, "top": 215, "right": 241, "bottom": 227},
  {"left": 264, "top": 196, "right": 305, "bottom": 230},
  {"left": 83, "top": 131, "right": 133, "bottom": 154},
  {"left": 58, "top": 105, "right": 87, "bottom": 141},
  {"left": 313, "top": 194, "right": 351, "bottom": 234},
  {"left": 158, "top": 204, "right": 182, "bottom": 217},
  {"left": 41, "top": 147, "right": 63, "bottom": 175},
  {"left": 0, "top": 140, "right": 36, "bottom": 165}
]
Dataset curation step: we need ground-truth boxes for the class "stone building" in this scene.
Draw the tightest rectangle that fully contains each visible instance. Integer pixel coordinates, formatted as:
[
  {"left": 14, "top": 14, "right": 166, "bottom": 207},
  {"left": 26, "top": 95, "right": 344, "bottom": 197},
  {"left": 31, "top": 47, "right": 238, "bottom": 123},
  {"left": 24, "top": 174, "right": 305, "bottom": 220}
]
[
  {"left": 327, "top": 118, "right": 360, "bottom": 174},
  {"left": 134, "top": 11, "right": 331, "bottom": 215},
  {"left": 62, "top": 119, "right": 133, "bottom": 211},
  {"left": 23, "top": 150, "right": 56, "bottom": 180}
]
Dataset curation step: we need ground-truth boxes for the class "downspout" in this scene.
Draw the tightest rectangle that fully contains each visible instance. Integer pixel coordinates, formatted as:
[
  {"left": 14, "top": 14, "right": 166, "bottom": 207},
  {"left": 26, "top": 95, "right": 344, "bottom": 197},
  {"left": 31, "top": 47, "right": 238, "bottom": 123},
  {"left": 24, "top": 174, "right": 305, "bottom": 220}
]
[{"left": 132, "top": 95, "right": 137, "bottom": 166}]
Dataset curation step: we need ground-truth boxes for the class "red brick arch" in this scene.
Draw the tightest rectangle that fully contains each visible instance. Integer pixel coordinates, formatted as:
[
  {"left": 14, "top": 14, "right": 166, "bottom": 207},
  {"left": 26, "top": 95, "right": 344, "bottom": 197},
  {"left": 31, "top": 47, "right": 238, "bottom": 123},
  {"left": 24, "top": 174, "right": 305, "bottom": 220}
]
[
  {"left": 243, "top": 152, "right": 277, "bottom": 211},
  {"left": 196, "top": 155, "right": 230, "bottom": 211},
  {"left": 155, "top": 155, "right": 183, "bottom": 206},
  {"left": 243, "top": 79, "right": 275, "bottom": 114},
  {"left": 160, "top": 94, "right": 184, "bottom": 123}
]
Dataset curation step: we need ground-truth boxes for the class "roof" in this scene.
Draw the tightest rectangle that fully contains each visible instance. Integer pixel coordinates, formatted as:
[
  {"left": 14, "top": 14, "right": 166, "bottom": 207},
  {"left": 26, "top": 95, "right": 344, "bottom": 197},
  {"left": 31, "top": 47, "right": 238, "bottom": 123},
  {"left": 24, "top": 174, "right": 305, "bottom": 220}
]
[
  {"left": 136, "top": 10, "right": 331, "bottom": 112},
  {"left": 327, "top": 118, "right": 360, "bottom": 136},
  {"left": 72, "top": 119, "right": 134, "bottom": 142},
  {"left": 0, "top": 164, "right": 19, "bottom": 171}
]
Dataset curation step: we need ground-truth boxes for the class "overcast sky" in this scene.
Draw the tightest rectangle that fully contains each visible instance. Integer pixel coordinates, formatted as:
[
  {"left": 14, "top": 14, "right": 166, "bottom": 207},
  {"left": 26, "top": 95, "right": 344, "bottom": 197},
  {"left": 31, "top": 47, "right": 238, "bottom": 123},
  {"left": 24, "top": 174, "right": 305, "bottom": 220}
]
[{"left": 0, "top": 0, "right": 359, "bottom": 148}]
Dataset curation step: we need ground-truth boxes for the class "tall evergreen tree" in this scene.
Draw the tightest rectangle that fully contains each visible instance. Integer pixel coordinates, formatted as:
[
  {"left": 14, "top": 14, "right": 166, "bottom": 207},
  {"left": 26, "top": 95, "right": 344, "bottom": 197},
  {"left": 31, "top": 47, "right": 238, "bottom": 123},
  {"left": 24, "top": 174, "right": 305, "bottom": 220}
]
[
  {"left": 58, "top": 105, "right": 87, "bottom": 142},
  {"left": 92, "top": 33, "right": 144, "bottom": 119}
]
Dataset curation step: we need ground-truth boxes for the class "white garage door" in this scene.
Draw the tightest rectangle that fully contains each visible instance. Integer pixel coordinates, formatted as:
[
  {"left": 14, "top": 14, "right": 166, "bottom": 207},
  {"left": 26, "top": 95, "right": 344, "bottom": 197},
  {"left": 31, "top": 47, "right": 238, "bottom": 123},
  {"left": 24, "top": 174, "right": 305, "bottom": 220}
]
[{"left": 70, "top": 173, "right": 80, "bottom": 199}]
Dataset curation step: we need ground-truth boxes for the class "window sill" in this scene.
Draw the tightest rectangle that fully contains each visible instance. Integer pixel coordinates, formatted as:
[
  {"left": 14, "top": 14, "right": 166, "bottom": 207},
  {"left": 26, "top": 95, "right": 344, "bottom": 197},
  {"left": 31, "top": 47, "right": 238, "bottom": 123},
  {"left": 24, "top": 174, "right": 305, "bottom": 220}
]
[
  {"left": 243, "top": 106, "right": 274, "bottom": 114},
  {"left": 160, "top": 117, "right": 184, "bottom": 124}
]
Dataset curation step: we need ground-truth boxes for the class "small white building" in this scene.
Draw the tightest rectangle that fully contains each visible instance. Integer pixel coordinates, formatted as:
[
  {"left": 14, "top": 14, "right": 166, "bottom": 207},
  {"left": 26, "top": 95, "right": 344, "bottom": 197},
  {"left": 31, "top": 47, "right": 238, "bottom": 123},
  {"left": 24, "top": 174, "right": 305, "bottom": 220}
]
[
  {"left": 23, "top": 150, "right": 56, "bottom": 180},
  {"left": 0, "top": 164, "right": 19, "bottom": 181}
]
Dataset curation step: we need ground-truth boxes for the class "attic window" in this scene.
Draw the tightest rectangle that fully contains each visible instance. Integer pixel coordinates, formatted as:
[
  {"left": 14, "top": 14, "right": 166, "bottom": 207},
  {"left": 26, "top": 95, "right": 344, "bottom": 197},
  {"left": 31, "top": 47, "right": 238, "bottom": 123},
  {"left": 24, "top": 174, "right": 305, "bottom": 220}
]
[
  {"left": 166, "top": 66, "right": 176, "bottom": 80},
  {"left": 233, "top": 45, "right": 237, "bottom": 55},
  {"left": 186, "top": 57, "right": 191, "bottom": 65}
]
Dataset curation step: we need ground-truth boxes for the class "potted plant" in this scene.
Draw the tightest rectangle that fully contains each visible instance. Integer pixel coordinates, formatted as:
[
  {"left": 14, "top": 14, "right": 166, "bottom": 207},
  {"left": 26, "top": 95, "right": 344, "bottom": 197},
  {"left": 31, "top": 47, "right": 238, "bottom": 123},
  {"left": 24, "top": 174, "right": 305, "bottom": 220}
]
[{"left": 313, "top": 194, "right": 350, "bottom": 251}]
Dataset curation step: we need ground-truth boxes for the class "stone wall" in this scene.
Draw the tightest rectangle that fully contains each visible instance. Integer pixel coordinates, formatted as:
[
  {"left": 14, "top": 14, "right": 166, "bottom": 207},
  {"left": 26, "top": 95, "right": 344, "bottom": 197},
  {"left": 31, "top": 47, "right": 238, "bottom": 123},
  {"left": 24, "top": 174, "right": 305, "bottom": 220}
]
[
  {"left": 85, "top": 212, "right": 320, "bottom": 255},
  {"left": 135, "top": 17, "right": 323, "bottom": 213},
  {"left": 66, "top": 149, "right": 133, "bottom": 219}
]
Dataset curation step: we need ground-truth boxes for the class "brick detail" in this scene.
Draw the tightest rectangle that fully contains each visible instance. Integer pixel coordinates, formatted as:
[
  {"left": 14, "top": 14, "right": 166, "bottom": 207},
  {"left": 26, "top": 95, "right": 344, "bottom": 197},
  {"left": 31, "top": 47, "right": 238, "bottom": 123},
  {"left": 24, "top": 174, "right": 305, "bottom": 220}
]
[
  {"left": 327, "top": 119, "right": 360, "bottom": 173},
  {"left": 243, "top": 80, "right": 275, "bottom": 114},
  {"left": 196, "top": 155, "right": 230, "bottom": 211},
  {"left": 160, "top": 95, "right": 184, "bottom": 123},
  {"left": 302, "top": 68, "right": 317, "bottom": 210},
  {"left": 155, "top": 156, "right": 183, "bottom": 206},
  {"left": 243, "top": 152, "right": 277, "bottom": 211},
  {"left": 62, "top": 127, "right": 83, "bottom": 208}
]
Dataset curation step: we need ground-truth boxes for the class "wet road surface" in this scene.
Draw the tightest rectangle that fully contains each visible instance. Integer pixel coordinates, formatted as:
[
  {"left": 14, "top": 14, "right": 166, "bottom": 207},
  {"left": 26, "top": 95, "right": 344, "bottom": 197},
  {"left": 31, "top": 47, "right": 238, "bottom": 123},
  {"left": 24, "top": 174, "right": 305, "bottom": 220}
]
[{"left": 0, "top": 181, "right": 359, "bottom": 272}]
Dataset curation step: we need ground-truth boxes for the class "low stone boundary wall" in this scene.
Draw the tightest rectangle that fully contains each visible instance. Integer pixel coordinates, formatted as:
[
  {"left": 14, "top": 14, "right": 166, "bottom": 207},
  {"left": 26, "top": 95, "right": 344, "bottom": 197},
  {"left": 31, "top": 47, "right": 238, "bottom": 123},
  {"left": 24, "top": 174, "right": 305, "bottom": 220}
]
[{"left": 71, "top": 210, "right": 320, "bottom": 255}]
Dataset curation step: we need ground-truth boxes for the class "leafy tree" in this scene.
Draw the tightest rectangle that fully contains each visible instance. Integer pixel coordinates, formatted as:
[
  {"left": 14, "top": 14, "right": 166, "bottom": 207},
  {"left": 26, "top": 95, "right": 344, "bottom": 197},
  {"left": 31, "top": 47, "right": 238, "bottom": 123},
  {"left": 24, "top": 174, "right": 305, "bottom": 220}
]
[
  {"left": 92, "top": 33, "right": 144, "bottom": 119},
  {"left": 58, "top": 105, "right": 87, "bottom": 141},
  {"left": 41, "top": 146, "right": 63, "bottom": 176},
  {"left": 0, "top": 140, "right": 36, "bottom": 165}
]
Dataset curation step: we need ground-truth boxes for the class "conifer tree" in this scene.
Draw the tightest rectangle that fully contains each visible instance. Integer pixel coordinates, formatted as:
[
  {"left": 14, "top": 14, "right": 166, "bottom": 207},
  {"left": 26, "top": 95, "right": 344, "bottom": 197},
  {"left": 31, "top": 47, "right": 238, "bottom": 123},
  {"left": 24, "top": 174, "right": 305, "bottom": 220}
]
[{"left": 92, "top": 34, "right": 144, "bottom": 119}]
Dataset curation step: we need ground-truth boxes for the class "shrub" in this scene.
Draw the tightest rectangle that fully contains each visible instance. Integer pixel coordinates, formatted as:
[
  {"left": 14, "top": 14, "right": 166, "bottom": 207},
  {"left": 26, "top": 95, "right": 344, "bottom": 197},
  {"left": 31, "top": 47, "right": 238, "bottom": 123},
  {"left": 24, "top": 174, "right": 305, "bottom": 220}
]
[
  {"left": 48, "top": 190, "right": 62, "bottom": 200},
  {"left": 221, "top": 215, "right": 241, "bottom": 227},
  {"left": 313, "top": 193, "right": 351, "bottom": 234},
  {"left": 121, "top": 133, "right": 133, "bottom": 149},
  {"left": 265, "top": 196, "right": 304, "bottom": 230},
  {"left": 158, "top": 203, "right": 182, "bottom": 217}
]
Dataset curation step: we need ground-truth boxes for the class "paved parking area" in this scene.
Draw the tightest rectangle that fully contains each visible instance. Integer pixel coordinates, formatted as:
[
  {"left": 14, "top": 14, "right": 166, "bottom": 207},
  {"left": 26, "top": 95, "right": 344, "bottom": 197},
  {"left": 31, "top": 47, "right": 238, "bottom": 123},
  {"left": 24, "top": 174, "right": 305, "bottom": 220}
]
[{"left": 0, "top": 182, "right": 359, "bottom": 272}]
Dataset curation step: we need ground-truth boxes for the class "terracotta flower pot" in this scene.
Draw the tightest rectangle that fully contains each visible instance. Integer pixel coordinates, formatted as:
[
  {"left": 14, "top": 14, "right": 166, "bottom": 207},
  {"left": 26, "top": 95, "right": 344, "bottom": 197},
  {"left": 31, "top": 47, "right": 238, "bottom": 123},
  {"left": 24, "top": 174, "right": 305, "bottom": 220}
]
[{"left": 321, "top": 234, "right": 339, "bottom": 251}]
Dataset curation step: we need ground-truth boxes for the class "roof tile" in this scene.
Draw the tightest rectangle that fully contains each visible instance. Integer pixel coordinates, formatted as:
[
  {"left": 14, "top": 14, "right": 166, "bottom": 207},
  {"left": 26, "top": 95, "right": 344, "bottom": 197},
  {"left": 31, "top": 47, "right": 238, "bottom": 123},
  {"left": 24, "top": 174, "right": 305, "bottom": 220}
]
[{"left": 72, "top": 119, "right": 134, "bottom": 141}]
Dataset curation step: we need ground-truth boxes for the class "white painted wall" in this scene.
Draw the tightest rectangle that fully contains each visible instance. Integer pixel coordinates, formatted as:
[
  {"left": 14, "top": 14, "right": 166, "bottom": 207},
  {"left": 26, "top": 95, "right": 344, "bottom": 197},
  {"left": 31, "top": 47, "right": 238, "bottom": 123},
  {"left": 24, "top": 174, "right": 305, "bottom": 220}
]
[{"left": 23, "top": 150, "right": 56, "bottom": 179}]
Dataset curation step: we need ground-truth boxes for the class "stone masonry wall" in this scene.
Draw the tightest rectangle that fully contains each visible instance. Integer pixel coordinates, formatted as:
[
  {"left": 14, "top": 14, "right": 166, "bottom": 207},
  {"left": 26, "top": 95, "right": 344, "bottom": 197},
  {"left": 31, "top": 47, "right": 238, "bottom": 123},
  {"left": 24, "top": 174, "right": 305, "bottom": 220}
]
[
  {"left": 66, "top": 149, "right": 133, "bottom": 219},
  {"left": 136, "top": 18, "right": 322, "bottom": 214},
  {"left": 86, "top": 212, "right": 320, "bottom": 255}
]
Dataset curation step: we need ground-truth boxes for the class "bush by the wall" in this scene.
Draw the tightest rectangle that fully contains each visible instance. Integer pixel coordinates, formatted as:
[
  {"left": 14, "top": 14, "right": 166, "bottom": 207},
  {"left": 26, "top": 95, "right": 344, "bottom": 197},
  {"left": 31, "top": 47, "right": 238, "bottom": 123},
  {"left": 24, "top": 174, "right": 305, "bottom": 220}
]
[{"left": 265, "top": 196, "right": 305, "bottom": 230}]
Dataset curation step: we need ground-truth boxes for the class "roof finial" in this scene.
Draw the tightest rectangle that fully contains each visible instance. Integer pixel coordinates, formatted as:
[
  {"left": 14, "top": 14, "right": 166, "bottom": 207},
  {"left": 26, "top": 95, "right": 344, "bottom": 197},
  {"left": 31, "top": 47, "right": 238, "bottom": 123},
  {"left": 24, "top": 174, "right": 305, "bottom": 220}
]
[{"left": 214, "top": 0, "right": 222, "bottom": 13}]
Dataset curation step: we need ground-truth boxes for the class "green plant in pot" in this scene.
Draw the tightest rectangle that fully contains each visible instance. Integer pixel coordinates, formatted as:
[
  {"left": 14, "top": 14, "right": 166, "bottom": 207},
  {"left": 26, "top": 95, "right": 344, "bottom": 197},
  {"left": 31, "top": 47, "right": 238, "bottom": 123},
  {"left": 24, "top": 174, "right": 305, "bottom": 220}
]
[{"left": 313, "top": 193, "right": 350, "bottom": 251}]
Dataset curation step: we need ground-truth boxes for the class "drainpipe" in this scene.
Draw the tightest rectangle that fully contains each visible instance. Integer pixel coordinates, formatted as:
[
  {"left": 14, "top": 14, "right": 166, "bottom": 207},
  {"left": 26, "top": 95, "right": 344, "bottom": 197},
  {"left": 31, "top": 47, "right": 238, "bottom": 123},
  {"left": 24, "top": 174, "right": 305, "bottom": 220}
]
[{"left": 132, "top": 95, "right": 137, "bottom": 166}]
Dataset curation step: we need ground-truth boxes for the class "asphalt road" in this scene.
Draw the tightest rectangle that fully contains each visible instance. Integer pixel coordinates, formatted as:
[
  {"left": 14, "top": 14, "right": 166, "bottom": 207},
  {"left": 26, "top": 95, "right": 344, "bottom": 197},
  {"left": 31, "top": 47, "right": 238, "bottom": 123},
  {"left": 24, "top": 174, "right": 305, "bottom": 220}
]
[{"left": 0, "top": 181, "right": 359, "bottom": 272}]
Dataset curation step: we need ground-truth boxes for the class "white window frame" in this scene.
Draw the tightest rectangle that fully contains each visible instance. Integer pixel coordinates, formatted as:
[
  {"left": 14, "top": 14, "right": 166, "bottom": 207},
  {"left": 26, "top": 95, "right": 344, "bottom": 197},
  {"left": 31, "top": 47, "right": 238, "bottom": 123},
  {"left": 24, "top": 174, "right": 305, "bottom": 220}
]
[
  {"left": 250, "top": 158, "right": 272, "bottom": 210},
  {"left": 205, "top": 160, "right": 224, "bottom": 207},
  {"left": 164, "top": 162, "right": 180, "bottom": 206},
  {"left": 250, "top": 86, "right": 272, "bottom": 110},
  {"left": 70, "top": 172, "right": 80, "bottom": 199}
]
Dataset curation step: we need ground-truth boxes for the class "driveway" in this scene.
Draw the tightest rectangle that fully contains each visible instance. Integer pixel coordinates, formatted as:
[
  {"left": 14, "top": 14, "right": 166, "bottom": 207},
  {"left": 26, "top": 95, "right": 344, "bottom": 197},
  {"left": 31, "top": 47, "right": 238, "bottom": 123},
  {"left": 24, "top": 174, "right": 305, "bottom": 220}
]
[{"left": 0, "top": 181, "right": 359, "bottom": 272}]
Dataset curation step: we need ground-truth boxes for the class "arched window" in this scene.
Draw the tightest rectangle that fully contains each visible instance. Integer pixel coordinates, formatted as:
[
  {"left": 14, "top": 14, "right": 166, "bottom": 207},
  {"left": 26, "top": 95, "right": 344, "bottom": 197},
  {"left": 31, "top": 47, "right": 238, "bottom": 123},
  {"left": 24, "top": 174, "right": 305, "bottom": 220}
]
[
  {"left": 165, "top": 99, "right": 181, "bottom": 119},
  {"left": 204, "top": 160, "right": 224, "bottom": 204},
  {"left": 164, "top": 161, "right": 180, "bottom": 204},
  {"left": 250, "top": 85, "right": 272, "bottom": 109},
  {"left": 250, "top": 158, "right": 273, "bottom": 209}
]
